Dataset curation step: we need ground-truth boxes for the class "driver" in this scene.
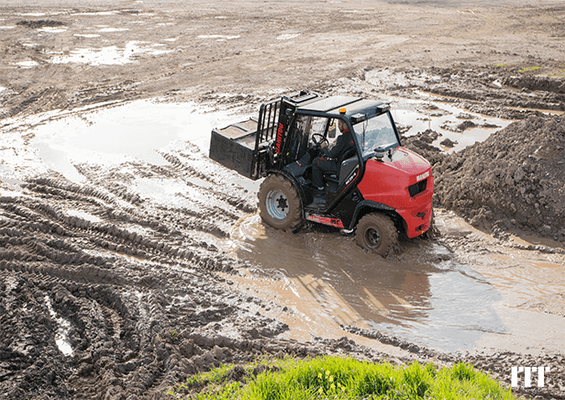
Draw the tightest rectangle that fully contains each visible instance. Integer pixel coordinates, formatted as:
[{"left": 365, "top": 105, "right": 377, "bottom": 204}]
[{"left": 311, "top": 118, "right": 355, "bottom": 196}]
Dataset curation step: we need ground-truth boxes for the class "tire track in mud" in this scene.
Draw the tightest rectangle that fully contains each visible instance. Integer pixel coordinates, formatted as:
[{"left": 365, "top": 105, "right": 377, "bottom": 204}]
[
  {"left": 11, "top": 175, "right": 239, "bottom": 271},
  {"left": 0, "top": 167, "right": 302, "bottom": 399},
  {"left": 0, "top": 127, "right": 349, "bottom": 398},
  {"left": 158, "top": 148, "right": 257, "bottom": 213}
]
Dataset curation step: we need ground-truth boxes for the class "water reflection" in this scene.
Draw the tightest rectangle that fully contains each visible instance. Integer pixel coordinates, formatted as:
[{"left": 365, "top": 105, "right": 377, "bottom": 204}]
[{"left": 229, "top": 215, "right": 505, "bottom": 352}]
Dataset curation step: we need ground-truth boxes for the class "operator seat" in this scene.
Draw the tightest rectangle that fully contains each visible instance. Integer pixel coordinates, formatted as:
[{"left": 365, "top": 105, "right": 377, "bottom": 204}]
[{"left": 324, "top": 148, "right": 358, "bottom": 186}]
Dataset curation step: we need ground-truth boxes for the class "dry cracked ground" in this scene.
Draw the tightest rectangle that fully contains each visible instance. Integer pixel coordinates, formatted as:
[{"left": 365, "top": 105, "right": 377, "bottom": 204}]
[{"left": 1, "top": 0, "right": 565, "bottom": 399}]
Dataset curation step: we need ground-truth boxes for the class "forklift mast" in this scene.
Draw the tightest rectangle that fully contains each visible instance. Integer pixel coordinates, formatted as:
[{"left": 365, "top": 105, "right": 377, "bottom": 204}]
[
  {"left": 254, "top": 90, "right": 320, "bottom": 177},
  {"left": 209, "top": 91, "right": 320, "bottom": 180}
]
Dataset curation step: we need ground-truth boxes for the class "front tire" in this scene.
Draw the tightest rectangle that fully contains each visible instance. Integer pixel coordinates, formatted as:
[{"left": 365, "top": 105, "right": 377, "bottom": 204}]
[
  {"left": 356, "top": 213, "right": 398, "bottom": 256},
  {"left": 258, "top": 174, "right": 302, "bottom": 231}
]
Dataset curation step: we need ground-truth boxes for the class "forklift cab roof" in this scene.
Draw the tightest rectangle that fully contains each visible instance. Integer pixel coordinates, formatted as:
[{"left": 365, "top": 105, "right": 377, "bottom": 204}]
[{"left": 292, "top": 94, "right": 387, "bottom": 119}]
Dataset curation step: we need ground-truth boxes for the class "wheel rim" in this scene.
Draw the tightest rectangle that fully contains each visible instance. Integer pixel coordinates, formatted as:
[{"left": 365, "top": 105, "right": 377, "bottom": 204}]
[
  {"left": 266, "top": 189, "right": 289, "bottom": 220},
  {"left": 365, "top": 227, "right": 381, "bottom": 249}
]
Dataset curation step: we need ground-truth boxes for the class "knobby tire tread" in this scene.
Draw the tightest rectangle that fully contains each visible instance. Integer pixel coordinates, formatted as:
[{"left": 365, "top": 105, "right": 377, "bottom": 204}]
[
  {"left": 356, "top": 213, "right": 398, "bottom": 256},
  {"left": 258, "top": 174, "right": 302, "bottom": 231}
]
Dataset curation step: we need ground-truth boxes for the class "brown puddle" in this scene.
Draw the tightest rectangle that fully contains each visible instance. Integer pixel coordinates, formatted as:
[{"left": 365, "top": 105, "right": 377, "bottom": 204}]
[
  {"left": 389, "top": 96, "right": 513, "bottom": 153},
  {"left": 512, "top": 234, "right": 565, "bottom": 250},
  {"left": 218, "top": 210, "right": 565, "bottom": 355},
  {"left": 222, "top": 214, "right": 516, "bottom": 354},
  {"left": 434, "top": 212, "right": 565, "bottom": 355}
]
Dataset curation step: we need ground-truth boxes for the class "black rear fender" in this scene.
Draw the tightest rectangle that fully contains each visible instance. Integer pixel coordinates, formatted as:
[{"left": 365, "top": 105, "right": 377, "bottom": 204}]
[{"left": 264, "top": 170, "right": 307, "bottom": 219}]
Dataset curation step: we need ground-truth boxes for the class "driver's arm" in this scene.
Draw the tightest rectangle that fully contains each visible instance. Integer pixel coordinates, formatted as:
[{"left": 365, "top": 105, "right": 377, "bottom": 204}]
[{"left": 321, "top": 133, "right": 346, "bottom": 158}]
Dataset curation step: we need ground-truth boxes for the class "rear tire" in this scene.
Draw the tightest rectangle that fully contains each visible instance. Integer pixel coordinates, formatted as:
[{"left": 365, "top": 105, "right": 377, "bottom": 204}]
[
  {"left": 258, "top": 174, "right": 302, "bottom": 231},
  {"left": 356, "top": 213, "right": 398, "bottom": 256}
]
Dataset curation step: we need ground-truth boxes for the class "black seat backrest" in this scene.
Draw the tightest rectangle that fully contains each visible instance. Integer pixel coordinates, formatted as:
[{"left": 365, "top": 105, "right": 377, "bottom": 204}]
[
  {"left": 338, "top": 147, "right": 356, "bottom": 165},
  {"left": 338, "top": 153, "right": 359, "bottom": 185},
  {"left": 325, "top": 147, "right": 357, "bottom": 182}
]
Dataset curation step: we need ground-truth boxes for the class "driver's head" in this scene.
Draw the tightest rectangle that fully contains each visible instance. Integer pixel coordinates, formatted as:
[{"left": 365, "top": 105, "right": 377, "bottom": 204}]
[{"left": 338, "top": 119, "right": 348, "bottom": 133}]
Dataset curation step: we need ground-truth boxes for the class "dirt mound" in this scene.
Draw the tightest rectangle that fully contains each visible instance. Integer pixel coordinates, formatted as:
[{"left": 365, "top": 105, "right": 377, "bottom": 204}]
[
  {"left": 401, "top": 129, "right": 443, "bottom": 166},
  {"left": 416, "top": 68, "right": 565, "bottom": 119},
  {"left": 433, "top": 114, "right": 565, "bottom": 241},
  {"left": 501, "top": 74, "right": 565, "bottom": 94}
]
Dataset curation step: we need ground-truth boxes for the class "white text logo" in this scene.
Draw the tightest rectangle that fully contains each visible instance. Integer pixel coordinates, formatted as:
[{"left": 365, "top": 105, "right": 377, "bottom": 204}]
[
  {"left": 416, "top": 171, "right": 429, "bottom": 182},
  {"left": 511, "top": 366, "right": 550, "bottom": 387}
]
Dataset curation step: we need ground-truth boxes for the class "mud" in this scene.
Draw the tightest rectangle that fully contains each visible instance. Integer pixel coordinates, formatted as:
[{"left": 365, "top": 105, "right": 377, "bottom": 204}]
[
  {"left": 348, "top": 324, "right": 565, "bottom": 399},
  {"left": 1, "top": 166, "right": 364, "bottom": 399},
  {"left": 432, "top": 114, "right": 565, "bottom": 241},
  {"left": 1, "top": 0, "right": 565, "bottom": 399}
]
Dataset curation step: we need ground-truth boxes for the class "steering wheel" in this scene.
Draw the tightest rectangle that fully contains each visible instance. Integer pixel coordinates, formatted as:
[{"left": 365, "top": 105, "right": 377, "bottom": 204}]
[{"left": 311, "top": 133, "right": 329, "bottom": 149}]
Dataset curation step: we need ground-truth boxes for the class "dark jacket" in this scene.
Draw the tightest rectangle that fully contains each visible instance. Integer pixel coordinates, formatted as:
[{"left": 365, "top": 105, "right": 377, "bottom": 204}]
[{"left": 320, "top": 129, "right": 354, "bottom": 160}]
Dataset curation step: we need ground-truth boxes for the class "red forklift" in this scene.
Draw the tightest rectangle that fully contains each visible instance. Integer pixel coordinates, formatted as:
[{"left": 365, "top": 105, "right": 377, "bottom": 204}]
[{"left": 209, "top": 91, "right": 434, "bottom": 255}]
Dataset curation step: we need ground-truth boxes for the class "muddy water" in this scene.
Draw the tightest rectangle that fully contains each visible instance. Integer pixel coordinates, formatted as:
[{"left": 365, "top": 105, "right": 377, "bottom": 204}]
[
  {"left": 223, "top": 213, "right": 565, "bottom": 355},
  {"left": 390, "top": 95, "right": 513, "bottom": 153},
  {"left": 223, "top": 215, "right": 506, "bottom": 353},
  {"left": 27, "top": 100, "right": 247, "bottom": 182},
  {"left": 434, "top": 211, "right": 565, "bottom": 354}
]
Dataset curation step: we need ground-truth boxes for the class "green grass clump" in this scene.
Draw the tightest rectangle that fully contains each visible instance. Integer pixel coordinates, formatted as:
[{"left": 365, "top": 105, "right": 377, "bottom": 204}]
[
  {"left": 167, "top": 355, "right": 517, "bottom": 400},
  {"left": 518, "top": 66, "right": 541, "bottom": 73}
]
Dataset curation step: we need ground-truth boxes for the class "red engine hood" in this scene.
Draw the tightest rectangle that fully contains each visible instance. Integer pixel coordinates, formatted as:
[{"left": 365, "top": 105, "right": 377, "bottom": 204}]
[{"left": 374, "top": 146, "right": 431, "bottom": 177}]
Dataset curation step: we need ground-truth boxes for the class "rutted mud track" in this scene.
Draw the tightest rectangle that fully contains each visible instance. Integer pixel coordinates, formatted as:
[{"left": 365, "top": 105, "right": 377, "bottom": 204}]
[
  {"left": 0, "top": 153, "right": 319, "bottom": 398},
  {"left": 1, "top": 162, "right": 565, "bottom": 398},
  {"left": 2, "top": 154, "right": 564, "bottom": 399}
]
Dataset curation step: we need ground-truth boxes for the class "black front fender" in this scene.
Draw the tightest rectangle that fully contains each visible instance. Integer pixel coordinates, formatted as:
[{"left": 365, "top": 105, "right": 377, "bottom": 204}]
[{"left": 348, "top": 200, "right": 395, "bottom": 230}]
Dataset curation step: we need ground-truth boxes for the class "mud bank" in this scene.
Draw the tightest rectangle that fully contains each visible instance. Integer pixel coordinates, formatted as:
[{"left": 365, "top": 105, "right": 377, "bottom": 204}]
[
  {"left": 432, "top": 114, "right": 565, "bottom": 242},
  {"left": 419, "top": 67, "right": 565, "bottom": 117},
  {"left": 347, "top": 325, "right": 565, "bottom": 399}
]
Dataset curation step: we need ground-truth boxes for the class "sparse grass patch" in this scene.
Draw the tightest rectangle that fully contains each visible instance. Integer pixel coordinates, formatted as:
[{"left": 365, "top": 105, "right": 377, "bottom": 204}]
[
  {"left": 518, "top": 66, "right": 541, "bottom": 73},
  {"left": 167, "top": 356, "right": 518, "bottom": 399},
  {"left": 549, "top": 68, "right": 565, "bottom": 77}
]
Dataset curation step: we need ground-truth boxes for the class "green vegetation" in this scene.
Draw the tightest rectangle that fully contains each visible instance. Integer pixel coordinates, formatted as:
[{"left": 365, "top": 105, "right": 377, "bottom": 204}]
[
  {"left": 167, "top": 356, "right": 517, "bottom": 400},
  {"left": 518, "top": 66, "right": 541, "bottom": 73},
  {"left": 494, "top": 63, "right": 508, "bottom": 67},
  {"left": 549, "top": 68, "right": 565, "bottom": 77}
]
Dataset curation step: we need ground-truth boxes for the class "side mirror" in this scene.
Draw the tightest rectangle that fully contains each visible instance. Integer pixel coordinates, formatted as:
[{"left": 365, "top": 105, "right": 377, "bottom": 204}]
[{"left": 375, "top": 148, "right": 386, "bottom": 162}]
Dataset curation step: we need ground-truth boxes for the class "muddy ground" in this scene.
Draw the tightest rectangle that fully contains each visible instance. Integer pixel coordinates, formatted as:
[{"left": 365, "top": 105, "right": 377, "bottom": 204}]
[{"left": 1, "top": 0, "right": 565, "bottom": 399}]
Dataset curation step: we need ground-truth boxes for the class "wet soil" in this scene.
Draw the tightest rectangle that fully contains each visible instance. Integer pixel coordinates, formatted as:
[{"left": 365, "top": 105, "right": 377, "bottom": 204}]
[
  {"left": 1, "top": 0, "right": 565, "bottom": 399},
  {"left": 432, "top": 114, "right": 565, "bottom": 241}
]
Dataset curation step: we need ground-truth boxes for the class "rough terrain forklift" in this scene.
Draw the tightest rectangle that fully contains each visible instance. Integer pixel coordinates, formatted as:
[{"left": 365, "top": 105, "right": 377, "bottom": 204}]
[{"left": 209, "top": 90, "right": 434, "bottom": 255}]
